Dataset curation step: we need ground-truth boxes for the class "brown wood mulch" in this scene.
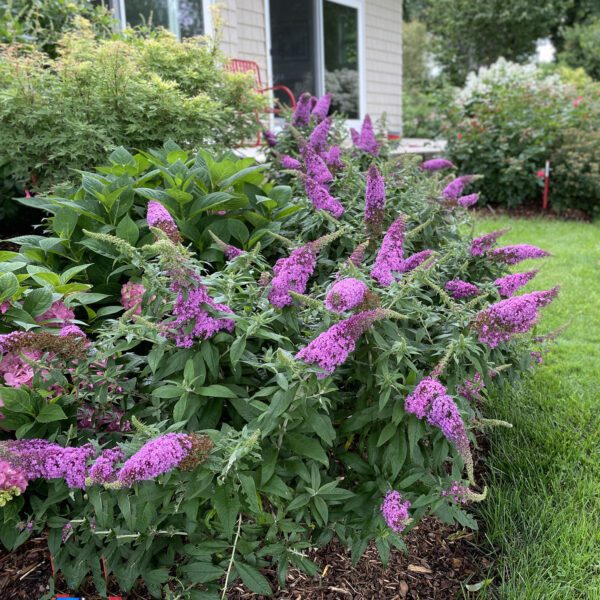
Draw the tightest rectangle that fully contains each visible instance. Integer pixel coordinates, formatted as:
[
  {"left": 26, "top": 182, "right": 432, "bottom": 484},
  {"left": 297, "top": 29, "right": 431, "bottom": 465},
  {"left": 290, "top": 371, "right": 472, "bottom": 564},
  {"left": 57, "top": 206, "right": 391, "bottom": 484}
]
[{"left": 0, "top": 515, "right": 490, "bottom": 600}]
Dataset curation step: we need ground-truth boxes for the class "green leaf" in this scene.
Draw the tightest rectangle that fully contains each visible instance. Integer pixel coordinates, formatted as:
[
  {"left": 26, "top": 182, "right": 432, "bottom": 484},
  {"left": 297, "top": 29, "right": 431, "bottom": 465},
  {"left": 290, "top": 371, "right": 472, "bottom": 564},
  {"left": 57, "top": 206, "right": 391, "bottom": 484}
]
[
  {"left": 196, "top": 384, "right": 237, "bottom": 399},
  {"left": 181, "top": 562, "right": 225, "bottom": 584},
  {"left": 152, "top": 385, "right": 184, "bottom": 399},
  {"left": 22, "top": 288, "right": 54, "bottom": 317},
  {"left": 0, "top": 272, "right": 19, "bottom": 302},
  {"left": 377, "top": 422, "right": 398, "bottom": 447},
  {"left": 239, "top": 473, "right": 261, "bottom": 513},
  {"left": 36, "top": 403, "right": 67, "bottom": 423},
  {"left": 213, "top": 485, "right": 239, "bottom": 537},
  {"left": 116, "top": 215, "right": 139, "bottom": 245},
  {"left": 286, "top": 433, "right": 329, "bottom": 466},
  {"left": 234, "top": 561, "right": 272, "bottom": 596},
  {"left": 52, "top": 207, "right": 79, "bottom": 239}
]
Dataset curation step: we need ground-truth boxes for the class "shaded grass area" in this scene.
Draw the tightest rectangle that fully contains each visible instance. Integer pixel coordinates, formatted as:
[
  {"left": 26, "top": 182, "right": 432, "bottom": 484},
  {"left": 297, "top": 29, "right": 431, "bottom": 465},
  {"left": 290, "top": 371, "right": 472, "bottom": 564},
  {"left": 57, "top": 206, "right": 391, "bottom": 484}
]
[{"left": 474, "top": 217, "right": 600, "bottom": 599}]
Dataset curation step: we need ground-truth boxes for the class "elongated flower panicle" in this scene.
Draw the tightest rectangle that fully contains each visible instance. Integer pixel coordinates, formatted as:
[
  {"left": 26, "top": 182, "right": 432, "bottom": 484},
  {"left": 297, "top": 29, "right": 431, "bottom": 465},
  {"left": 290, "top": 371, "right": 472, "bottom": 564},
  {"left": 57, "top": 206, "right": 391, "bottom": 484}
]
[
  {"left": 442, "top": 175, "right": 475, "bottom": 200},
  {"left": 421, "top": 158, "right": 455, "bottom": 171},
  {"left": 302, "top": 176, "right": 344, "bottom": 218},
  {"left": 4, "top": 440, "right": 95, "bottom": 489},
  {"left": 311, "top": 93, "right": 332, "bottom": 121},
  {"left": 172, "top": 282, "right": 235, "bottom": 347},
  {"left": 263, "top": 129, "right": 277, "bottom": 147},
  {"left": 281, "top": 155, "right": 301, "bottom": 170},
  {"left": 87, "top": 448, "right": 124, "bottom": 485},
  {"left": 323, "top": 145, "right": 344, "bottom": 169},
  {"left": 121, "top": 281, "right": 145, "bottom": 315},
  {"left": 325, "top": 278, "right": 368, "bottom": 313},
  {"left": 381, "top": 490, "right": 411, "bottom": 533},
  {"left": 269, "top": 242, "right": 319, "bottom": 308},
  {"left": 457, "top": 193, "right": 479, "bottom": 208},
  {"left": 457, "top": 373, "right": 485, "bottom": 403},
  {"left": 301, "top": 144, "right": 333, "bottom": 184},
  {"left": 209, "top": 231, "right": 243, "bottom": 261},
  {"left": 492, "top": 244, "right": 550, "bottom": 265},
  {"left": 442, "top": 481, "right": 487, "bottom": 504},
  {"left": 364, "top": 164, "right": 386, "bottom": 234},
  {"left": 473, "top": 287, "right": 559, "bottom": 347},
  {"left": 147, "top": 201, "right": 181, "bottom": 243},
  {"left": 0, "top": 459, "right": 27, "bottom": 507},
  {"left": 445, "top": 279, "right": 480, "bottom": 299},
  {"left": 401, "top": 249, "right": 434, "bottom": 272},
  {"left": 308, "top": 117, "right": 331, "bottom": 152},
  {"left": 351, "top": 115, "right": 379, "bottom": 155},
  {"left": 470, "top": 229, "right": 509, "bottom": 257},
  {"left": 495, "top": 270, "right": 538, "bottom": 297},
  {"left": 404, "top": 377, "right": 448, "bottom": 419},
  {"left": 296, "top": 309, "right": 383, "bottom": 377},
  {"left": 292, "top": 92, "right": 312, "bottom": 126},
  {"left": 371, "top": 217, "right": 405, "bottom": 286},
  {"left": 349, "top": 241, "right": 368, "bottom": 267},
  {"left": 117, "top": 434, "right": 192, "bottom": 486}
]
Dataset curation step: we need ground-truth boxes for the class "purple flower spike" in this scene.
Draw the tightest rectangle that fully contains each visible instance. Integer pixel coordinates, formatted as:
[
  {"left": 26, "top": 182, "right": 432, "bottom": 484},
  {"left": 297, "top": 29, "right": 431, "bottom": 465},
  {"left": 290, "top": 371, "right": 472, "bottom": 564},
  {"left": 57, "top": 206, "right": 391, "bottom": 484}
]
[
  {"left": 117, "top": 434, "right": 192, "bottom": 486},
  {"left": 325, "top": 278, "right": 368, "bottom": 313},
  {"left": 88, "top": 448, "right": 124, "bottom": 485},
  {"left": 301, "top": 144, "right": 333, "bottom": 184},
  {"left": 311, "top": 93, "right": 332, "bottom": 121},
  {"left": 308, "top": 117, "right": 332, "bottom": 152},
  {"left": 427, "top": 394, "right": 470, "bottom": 457},
  {"left": 445, "top": 279, "right": 480, "bottom": 299},
  {"left": 457, "top": 193, "right": 479, "bottom": 208},
  {"left": 470, "top": 229, "right": 509, "bottom": 257},
  {"left": 371, "top": 217, "right": 405, "bottom": 286},
  {"left": 473, "top": 287, "right": 559, "bottom": 347},
  {"left": 323, "top": 145, "right": 344, "bottom": 169},
  {"left": 494, "top": 270, "right": 538, "bottom": 297},
  {"left": 364, "top": 164, "right": 386, "bottom": 234},
  {"left": 302, "top": 176, "right": 344, "bottom": 218},
  {"left": 405, "top": 377, "right": 448, "bottom": 419},
  {"left": 492, "top": 244, "right": 550, "bottom": 265},
  {"left": 296, "top": 310, "right": 383, "bottom": 377},
  {"left": 147, "top": 201, "right": 180, "bottom": 243},
  {"left": 281, "top": 155, "right": 301, "bottom": 170},
  {"left": 421, "top": 158, "right": 455, "bottom": 171},
  {"left": 381, "top": 490, "right": 411, "bottom": 534},
  {"left": 269, "top": 242, "right": 319, "bottom": 308},
  {"left": 442, "top": 175, "right": 475, "bottom": 200},
  {"left": 401, "top": 249, "right": 434, "bottom": 272},
  {"left": 263, "top": 129, "right": 277, "bottom": 147},
  {"left": 353, "top": 115, "right": 379, "bottom": 156},
  {"left": 292, "top": 93, "right": 312, "bottom": 126}
]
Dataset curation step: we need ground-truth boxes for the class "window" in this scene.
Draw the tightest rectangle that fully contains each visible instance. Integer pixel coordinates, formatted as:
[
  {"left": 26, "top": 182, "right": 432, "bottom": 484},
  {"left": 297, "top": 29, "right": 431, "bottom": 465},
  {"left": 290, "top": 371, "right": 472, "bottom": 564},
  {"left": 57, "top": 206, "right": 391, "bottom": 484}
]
[
  {"left": 269, "top": 0, "right": 363, "bottom": 120},
  {"left": 115, "top": 0, "right": 207, "bottom": 38}
]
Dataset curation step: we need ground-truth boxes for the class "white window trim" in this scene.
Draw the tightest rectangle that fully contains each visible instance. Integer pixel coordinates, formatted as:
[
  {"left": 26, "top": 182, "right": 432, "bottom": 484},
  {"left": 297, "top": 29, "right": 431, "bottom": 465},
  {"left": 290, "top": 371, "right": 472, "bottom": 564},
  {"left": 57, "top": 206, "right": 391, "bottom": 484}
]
[{"left": 264, "top": 0, "right": 366, "bottom": 127}]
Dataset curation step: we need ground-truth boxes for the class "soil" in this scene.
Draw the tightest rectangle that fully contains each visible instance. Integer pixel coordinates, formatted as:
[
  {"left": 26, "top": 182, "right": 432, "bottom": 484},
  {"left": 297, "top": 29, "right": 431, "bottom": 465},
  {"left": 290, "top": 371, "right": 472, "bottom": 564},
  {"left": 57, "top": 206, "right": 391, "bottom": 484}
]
[{"left": 474, "top": 202, "right": 591, "bottom": 222}]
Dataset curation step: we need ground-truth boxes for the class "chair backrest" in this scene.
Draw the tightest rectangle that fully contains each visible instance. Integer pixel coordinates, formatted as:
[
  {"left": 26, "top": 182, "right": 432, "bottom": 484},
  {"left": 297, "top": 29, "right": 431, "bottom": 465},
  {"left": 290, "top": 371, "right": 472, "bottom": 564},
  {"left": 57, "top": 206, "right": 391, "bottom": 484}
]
[{"left": 226, "top": 59, "right": 263, "bottom": 88}]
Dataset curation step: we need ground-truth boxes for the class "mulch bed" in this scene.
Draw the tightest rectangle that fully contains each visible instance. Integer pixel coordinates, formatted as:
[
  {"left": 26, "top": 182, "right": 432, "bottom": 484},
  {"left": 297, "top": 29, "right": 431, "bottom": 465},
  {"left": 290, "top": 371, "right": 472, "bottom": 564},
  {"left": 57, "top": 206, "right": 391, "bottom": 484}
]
[
  {"left": 474, "top": 203, "right": 591, "bottom": 222},
  {"left": 0, "top": 515, "right": 490, "bottom": 599}
]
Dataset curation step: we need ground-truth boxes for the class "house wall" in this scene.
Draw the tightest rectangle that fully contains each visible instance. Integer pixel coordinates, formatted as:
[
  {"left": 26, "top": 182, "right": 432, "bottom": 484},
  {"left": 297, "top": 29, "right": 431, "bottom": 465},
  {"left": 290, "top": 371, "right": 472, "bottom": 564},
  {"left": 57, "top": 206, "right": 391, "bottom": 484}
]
[
  {"left": 364, "top": 0, "right": 403, "bottom": 133},
  {"left": 214, "top": 0, "right": 403, "bottom": 132}
]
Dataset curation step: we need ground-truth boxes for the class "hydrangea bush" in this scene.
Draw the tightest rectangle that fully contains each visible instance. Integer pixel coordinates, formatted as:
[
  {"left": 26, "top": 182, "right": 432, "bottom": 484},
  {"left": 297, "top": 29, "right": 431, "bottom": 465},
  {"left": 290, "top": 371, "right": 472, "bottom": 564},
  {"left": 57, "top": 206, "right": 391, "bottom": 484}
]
[{"left": 0, "top": 94, "right": 557, "bottom": 598}]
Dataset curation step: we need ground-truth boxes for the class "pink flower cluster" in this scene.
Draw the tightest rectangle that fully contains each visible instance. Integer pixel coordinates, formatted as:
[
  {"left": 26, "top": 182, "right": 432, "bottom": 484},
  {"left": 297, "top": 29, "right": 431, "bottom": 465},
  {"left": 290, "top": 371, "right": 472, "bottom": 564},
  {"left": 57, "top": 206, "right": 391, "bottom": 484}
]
[
  {"left": 0, "top": 348, "right": 42, "bottom": 388},
  {"left": 457, "top": 373, "right": 485, "bottom": 403},
  {"left": 302, "top": 176, "right": 344, "bottom": 218},
  {"left": 442, "top": 175, "right": 475, "bottom": 200},
  {"left": 445, "top": 279, "right": 480, "bottom": 299},
  {"left": 473, "top": 287, "right": 559, "bottom": 348},
  {"left": 296, "top": 310, "right": 382, "bottom": 378},
  {"left": 364, "top": 164, "right": 386, "bottom": 233},
  {"left": 421, "top": 158, "right": 455, "bottom": 171},
  {"left": 350, "top": 115, "right": 379, "bottom": 156},
  {"left": 441, "top": 481, "right": 471, "bottom": 504},
  {"left": 494, "top": 270, "right": 538, "bottom": 297},
  {"left": 121, "top": 281, "right": 146, "bottom": 315},
  {"left": 36, "top": 301, "right": 75, "bottom": 326},
  {"left": 87, "top": 448, "right": 124, "bottom": 485},
  {"left": 470, "top": 229, "right": 509, "bottom": 257},
  {"left": 323, "top": 146, "right": 344, "bottom": 169},
  {"left": 492, "top": 244, "right": 550, "bottom": 265},
  {"left": 324, "top": 278, "right": 368, "bottom": 313},
  {"left": 147, "top": 201, "right": 180, "bottom": 243},
  {"left": 380, "top": 490, "right": 411, "bottom": 533},
  {"left": 281, "top": 155, "right": 301, "bottom": 170},
  {"left": 311, "top": 93, "right": 332, "bottom": 122},
  {"left": 172, "top": 282, "right": 235, "bottom": 348},
  {"left": 0, "top": 459, "right": 28, "bottom": 495},
  {"left": 308, "top": 117, "right": 332, "bottom": 152},
  {"left": 291, "top": 93, "right": 313, "bottom": 126},
  {"left": 405, "top": 377, "right": 469, "bottom": 457},
  {"left": 268, "top": 243, "right": 319, "bottom": 308}
]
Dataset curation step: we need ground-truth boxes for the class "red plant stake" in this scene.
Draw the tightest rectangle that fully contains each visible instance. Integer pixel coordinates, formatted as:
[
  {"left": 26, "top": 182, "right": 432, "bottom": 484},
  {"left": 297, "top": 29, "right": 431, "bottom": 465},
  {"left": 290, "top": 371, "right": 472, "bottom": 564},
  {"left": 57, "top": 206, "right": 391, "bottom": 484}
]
[{"left": 542, "top": 161, "right": 550, "bottom": 210}]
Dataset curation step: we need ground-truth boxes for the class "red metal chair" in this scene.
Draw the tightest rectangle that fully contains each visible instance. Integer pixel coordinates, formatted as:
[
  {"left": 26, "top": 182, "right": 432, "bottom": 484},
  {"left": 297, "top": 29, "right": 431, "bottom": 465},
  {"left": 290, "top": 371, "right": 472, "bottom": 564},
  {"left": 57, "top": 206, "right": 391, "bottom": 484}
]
[{"left": 226, "top": 58, "right": 296, "bottom": 146}]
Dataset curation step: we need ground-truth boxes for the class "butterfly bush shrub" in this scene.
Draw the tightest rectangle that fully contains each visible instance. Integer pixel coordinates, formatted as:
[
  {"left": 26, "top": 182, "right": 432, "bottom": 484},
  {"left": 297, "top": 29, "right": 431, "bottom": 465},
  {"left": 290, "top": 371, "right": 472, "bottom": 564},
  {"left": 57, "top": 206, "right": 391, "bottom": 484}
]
[{"left": 0, "top": 94, "right": 557, "bottom": 598}]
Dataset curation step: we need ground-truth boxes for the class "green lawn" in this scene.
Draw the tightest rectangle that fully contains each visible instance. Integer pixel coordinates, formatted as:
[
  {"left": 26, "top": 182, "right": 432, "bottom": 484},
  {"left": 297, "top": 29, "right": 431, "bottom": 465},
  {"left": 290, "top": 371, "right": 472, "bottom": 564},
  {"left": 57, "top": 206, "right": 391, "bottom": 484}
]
[{"left": 474, "top": 217, "right": 600, "bottom": 600}]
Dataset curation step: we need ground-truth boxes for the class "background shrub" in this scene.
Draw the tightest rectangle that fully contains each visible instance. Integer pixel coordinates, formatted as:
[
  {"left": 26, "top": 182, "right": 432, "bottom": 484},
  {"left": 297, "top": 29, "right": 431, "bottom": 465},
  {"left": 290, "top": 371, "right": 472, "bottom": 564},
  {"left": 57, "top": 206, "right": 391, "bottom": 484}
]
[
  {"left": 0, "top": 26, "right": 264, "bottom": 227},
  {"left": 558, "top": 17, "right": 600, "bottom": 81}
]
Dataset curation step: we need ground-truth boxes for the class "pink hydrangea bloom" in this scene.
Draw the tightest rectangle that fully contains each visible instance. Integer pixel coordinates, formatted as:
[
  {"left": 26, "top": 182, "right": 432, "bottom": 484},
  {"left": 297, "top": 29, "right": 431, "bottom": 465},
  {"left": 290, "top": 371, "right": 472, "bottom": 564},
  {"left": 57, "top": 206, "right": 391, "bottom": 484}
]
[
  {"left": 308, "top": 117, "right": 331, "bottom": 152},
  {"left": 445, "top": 279, "right": 480, "bottom": 299},
  {"left": 311, "top": 93, "right": 332, "bottom": 121},
  {"left": 381, "top": 490, "right": 411, "bottom": 533},
  {"left": 269, "top": 243, "right": 318, "bottom": 308},
  {"left": 0, "top": 349, "right": 42, "bottom": 388},
  {"left": 117, "top": 434, "right": 192, "bottom": 486},
  {"left": 121, "top": 281, "right": 146, "bottom": 315},
  {"left": 36, "top": 301, "right": 75, "bottom": 326},
  {"left": 420, "top": 158, "right": 455, "bottom": 171},
  {"left": 492, "top": 244, "right": 550, "bottom": 265},
  {"left": 302, "top": 176, "right": 344, "bottom": 218},
  {"left": 473, "top": 287, "right": 559, "bottom": 347},
  {"left": 325, "top": 278, "right": 368, "bottom": 313},
  {"left": 0, "top": 302, "right": 9, "bottom": 314},
  {"left": 470, "top": 229, "right": 509, "bottom": 257},
  {"left": 296, "top": 310, "right": 383, "bottom": 377},
  {"left": 0, "top": 459, "right": 28, "bottom": 496},
  {"left": 371, "top": 217, "right": 405, "bottom": 286},
  {"left": 364, "top": 164, "right": 386, "bottom": 233},
  {"left": 494, "top": 270, "right": 538, "bottom": 297}
]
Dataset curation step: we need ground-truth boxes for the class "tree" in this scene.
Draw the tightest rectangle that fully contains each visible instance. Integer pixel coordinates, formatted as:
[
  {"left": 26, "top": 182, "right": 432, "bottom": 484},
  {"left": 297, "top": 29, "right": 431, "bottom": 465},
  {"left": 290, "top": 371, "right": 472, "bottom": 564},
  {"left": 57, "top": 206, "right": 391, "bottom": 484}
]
[
  {"left": 558, "top": 17, "right": 600, "bottom": 80},
  {"left": 424, "top": 0, "right": 569, "bottom": 84}
]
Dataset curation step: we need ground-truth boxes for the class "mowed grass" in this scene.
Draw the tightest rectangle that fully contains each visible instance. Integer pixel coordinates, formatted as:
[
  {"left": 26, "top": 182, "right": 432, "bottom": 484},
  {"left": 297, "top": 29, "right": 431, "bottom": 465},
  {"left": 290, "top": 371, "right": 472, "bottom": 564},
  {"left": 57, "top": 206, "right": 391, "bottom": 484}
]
[{"left": 473, "top": 217, "right": 600, "bottom": 600}]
